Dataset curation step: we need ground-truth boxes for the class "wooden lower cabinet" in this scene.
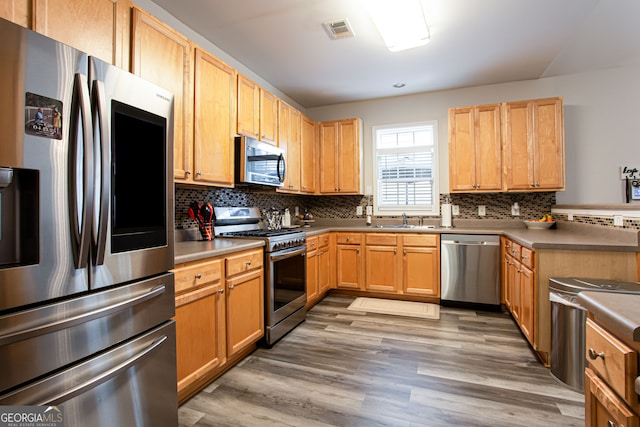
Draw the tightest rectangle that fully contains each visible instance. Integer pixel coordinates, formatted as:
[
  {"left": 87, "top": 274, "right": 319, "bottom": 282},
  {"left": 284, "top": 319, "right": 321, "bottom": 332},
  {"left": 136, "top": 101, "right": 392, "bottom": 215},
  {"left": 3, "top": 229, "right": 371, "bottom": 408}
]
[
  {"left": 402, "top": 234, "right": 440, "bottom": 297},
  {"left": 336, "top": 233, "right": 364, "bottom": 290},
  {"left": 365, "top": 234, "right": 400, "bottom": 293},
  {"left": 173, "top": 248, "right": 264, "bottom": 403},
  {"left": 306, "top": 233, "right": 332, "bottom": 309},
  {"left": 502, "top": 238, "right": 536, "bottom": 346}
]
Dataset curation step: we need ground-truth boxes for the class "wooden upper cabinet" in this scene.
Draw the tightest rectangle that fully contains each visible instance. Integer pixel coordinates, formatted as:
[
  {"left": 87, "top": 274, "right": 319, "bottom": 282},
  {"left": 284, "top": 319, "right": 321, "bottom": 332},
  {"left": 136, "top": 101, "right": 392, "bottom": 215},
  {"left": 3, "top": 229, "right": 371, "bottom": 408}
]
[
  {"left": 319, "top": 118, "right": 361, "bottom": 194},
  {"left": 33, "top": 0, "right": 129, "bottom": 68},
  {"left": 259, "top": 88, "right": 278, "bottom": 144},
  {"left": 0, "top": 0, "right": 32, "bottom": 28},
  {"left": 449, "top": 104, "right": 502, "bottom": 192},
  {"left": 503, "top": 97, "right": 564, "bottom": 191},
  {"left": 236, "top": 74, "right": 260, "bottom": 138},
  {"left": 131, "top": 6, "right": 193, "bottom": 181},
  {"left": 278, "top": 101, "right": 301, "bottom": 192},
  {"left": 193, "top": 48, "right": 236, "bottom": 187},
  {"left": 300, "top": 114, "right": 316, "bottom": 193}
]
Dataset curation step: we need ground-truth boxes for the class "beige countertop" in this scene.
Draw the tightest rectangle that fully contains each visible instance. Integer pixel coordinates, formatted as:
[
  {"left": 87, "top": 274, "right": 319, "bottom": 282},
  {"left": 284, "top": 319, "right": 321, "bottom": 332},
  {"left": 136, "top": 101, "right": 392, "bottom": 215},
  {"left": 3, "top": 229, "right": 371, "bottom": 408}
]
[
  {"left": 578, "top": 291, "right": 640, "bottom": 342},
  {"left": 174, "top": 220, "right": 639, "bottom": 264}
]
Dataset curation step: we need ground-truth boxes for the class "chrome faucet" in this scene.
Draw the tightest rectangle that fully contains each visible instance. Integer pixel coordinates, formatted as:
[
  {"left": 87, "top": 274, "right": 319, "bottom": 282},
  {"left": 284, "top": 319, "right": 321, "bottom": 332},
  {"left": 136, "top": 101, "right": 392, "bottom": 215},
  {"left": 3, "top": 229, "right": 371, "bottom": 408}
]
[{"left": 402, "top": 212, "right": 407, "bottom": 225}]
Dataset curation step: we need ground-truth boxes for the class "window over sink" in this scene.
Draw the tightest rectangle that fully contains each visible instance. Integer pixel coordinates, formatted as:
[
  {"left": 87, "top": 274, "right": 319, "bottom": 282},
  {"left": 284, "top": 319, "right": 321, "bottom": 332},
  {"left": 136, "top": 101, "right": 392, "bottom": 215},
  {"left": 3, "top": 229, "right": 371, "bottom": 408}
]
[{"left": 373, "top": 121, "right": 439, "bottom": 216}]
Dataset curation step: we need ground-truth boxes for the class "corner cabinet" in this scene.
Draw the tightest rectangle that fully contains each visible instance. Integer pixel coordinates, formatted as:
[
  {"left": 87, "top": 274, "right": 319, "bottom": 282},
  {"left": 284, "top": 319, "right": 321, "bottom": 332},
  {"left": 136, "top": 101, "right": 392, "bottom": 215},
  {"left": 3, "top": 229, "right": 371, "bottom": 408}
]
[
  {"left": 449, "top": 104, "right": 502, "bottom": 192},
  {"left": 319, "top": 118, "right": 362, "bottom": 194},
  {"left": 503, "top": 97, "right": 565, "bottom": 191}
]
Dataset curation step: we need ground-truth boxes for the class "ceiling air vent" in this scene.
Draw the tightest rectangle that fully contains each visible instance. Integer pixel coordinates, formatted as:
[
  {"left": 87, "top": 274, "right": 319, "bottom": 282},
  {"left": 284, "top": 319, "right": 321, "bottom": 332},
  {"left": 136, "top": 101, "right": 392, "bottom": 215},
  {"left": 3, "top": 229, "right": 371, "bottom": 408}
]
[{"left": 323, "top": 18, "right": 355, "bottom": 39}]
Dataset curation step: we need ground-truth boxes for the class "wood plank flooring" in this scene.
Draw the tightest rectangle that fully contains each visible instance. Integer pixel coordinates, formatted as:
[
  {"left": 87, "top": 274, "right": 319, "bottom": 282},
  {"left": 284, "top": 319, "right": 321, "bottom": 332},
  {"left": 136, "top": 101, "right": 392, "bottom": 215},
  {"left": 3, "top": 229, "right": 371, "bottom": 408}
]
[{"left": 179, "top": 295, "right": 584, "bottom": 426}]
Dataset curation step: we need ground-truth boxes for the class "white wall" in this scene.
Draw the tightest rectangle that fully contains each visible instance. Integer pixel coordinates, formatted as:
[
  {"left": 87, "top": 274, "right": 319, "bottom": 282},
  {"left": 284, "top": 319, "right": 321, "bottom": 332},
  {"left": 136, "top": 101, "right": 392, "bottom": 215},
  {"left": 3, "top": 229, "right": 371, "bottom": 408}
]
[{"left": 307, "top": 65, "right": 640, "bottom": 205}]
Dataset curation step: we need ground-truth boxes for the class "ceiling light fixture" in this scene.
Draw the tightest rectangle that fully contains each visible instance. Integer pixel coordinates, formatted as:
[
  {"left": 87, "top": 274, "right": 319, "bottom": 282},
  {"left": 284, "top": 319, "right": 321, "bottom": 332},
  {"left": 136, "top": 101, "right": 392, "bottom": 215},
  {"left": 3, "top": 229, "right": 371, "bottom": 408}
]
[
  {"left": 393, "top": 83, "right": 406, "bottom": 88},
  {"left": 366, "top": 0, "right": 430, "bottom": 52}
]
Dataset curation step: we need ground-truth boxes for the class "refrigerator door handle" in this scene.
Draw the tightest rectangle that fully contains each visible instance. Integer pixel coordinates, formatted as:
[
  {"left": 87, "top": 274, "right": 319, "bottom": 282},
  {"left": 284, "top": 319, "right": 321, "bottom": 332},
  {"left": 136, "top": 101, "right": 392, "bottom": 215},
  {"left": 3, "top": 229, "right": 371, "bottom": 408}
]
[
  {"left": 0, "top": 284, "right": 167, "bottom": 347},
  {"left": 92, "top": 79, "right": 109, "bottom": 265},
  {"left": 68, "top": 73, "right": 94, "bottom": 269},
  {"left": 37, "top": 335, "right": 168, "bottom": 406}
]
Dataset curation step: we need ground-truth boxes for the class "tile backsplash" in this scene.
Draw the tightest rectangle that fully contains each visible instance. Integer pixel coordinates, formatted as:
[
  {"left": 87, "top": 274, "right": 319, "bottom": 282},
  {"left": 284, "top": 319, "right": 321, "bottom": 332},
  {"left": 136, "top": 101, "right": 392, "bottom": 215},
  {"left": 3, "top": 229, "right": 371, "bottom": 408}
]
[{"left": 176, "top": 185, "right": 558, "bottom": 229}]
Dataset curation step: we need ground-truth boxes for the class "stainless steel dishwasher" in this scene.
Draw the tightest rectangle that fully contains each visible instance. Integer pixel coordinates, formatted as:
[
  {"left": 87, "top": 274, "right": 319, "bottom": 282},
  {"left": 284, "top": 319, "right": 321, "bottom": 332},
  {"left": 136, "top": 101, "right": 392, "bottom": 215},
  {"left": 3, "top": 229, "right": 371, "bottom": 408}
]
[{"left": 440, "top": 234, "right": 501, "bottom": 309}]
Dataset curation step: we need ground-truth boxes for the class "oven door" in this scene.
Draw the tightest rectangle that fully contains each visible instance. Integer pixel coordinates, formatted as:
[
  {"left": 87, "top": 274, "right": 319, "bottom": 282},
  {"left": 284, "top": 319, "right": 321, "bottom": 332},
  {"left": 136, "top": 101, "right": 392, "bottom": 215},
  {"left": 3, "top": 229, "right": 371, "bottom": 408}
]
[{"left": 265, "top": 246, "right": 307, "bottom": 327}]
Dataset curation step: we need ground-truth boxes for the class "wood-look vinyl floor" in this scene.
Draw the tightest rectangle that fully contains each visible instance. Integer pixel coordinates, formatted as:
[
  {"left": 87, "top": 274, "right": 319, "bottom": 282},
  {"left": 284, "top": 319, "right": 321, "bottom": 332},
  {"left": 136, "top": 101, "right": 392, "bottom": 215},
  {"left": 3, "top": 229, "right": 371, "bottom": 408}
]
[{"left": 179, "top": 295, "right": 584, "bottom": 427}]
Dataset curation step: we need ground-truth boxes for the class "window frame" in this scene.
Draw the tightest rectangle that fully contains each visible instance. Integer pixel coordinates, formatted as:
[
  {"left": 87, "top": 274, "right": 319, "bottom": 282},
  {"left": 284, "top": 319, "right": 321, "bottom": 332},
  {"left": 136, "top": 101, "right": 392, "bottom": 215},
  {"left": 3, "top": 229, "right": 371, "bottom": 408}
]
[{"left": 371, "top": 120, "right": 439, "bottom": 216}]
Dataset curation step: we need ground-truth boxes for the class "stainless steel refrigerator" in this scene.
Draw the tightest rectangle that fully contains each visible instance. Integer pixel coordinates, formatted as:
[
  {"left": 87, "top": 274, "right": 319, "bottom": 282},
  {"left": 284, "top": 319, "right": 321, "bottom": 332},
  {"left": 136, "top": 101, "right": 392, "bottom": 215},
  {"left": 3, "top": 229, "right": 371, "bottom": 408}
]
[{"left": 0, "top": 17, "right": 178, "bottom": 426}]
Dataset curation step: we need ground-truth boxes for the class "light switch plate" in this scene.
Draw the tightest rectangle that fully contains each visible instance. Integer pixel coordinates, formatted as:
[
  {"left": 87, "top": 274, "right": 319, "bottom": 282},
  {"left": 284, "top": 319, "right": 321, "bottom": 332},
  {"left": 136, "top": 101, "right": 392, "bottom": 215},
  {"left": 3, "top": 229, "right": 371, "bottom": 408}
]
[
  {"left": 356, "top": 206, "right": 363, "bottom": 216},
  {"left": 568, "top": 212, "right": 573, "bottom": 221},
  {"left": 478, "top": 205, "right": 486, "bottom": 216},
  {"left": 366, "top": 205, "right": 373, "bottom": 215},
  {"left": 614, "top": 215, "right": 624, "bottom": 226},
  {"left": 452, "top": 205, "right": 459, "bottom": 216}
]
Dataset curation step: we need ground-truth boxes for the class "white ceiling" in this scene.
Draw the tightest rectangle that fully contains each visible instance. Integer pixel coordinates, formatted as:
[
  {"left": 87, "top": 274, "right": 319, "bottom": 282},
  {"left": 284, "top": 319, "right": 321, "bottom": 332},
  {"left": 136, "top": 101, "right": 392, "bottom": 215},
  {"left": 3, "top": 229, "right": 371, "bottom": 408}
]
[{"left": 149, "top": 0, "right": 640, "bottom": 108}]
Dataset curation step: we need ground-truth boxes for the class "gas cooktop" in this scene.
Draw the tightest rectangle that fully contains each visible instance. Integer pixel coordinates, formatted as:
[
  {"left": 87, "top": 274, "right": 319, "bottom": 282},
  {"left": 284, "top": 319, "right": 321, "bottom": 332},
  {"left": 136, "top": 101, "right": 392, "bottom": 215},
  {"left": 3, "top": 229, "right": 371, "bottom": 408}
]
[{"left": 221, "top": 229, "right": 301, "bottom": 238}]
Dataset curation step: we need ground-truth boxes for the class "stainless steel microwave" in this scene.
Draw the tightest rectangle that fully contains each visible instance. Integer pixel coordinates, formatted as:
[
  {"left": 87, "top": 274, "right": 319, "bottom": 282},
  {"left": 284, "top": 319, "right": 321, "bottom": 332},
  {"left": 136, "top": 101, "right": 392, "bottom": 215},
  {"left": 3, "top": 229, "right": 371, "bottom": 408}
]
[{"left": 235, "top": 135, "right": 286, "bottom": 187}]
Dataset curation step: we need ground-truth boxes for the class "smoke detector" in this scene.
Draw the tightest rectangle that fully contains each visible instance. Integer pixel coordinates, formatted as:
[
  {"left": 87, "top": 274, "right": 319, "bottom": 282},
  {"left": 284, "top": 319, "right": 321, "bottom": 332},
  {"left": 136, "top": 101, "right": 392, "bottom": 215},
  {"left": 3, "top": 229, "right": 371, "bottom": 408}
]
[{"left": 323, "top": 18, "right": 355, "bottom": 39}]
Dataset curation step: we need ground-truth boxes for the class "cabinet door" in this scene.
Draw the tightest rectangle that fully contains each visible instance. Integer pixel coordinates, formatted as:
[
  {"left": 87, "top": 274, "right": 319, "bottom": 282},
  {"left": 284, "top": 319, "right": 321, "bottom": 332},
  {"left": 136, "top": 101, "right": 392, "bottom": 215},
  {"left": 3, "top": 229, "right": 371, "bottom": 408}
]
[
  {"left": 305, "top": 249, "right": 318, "bottom": 308},
  {"left": 131, "top": 7, "right": 193, "bottom": 181},
  {"left": 532, "top": 97, "right": 564, "bottom": 190},
  {"left": 503, "top": 101, "right": 534, "bottom": 190},
  {"left": 34, "top": 0, "right": 129, "bottom": 67},
  {"left": 237, "top": 74, "right": 259, "bottom": 138},
  {"left": 226, "top": 269, "right": 264, "bottom": 357},
  {"left": 585, "top": 368, "right": 638, "bottom": 427},
  {"left": 318, "top": 247, "right": 331, "bottom": 293},
  {"left": 0, "top": 0, "right": 32, "bottom": 28},
  {"left": 448, "top": 107, "right": 476, "bottom": 192},
  {"left": 193, "top": 48, "right": 236, "bottom": 187},
  {"left": 507, "top": 257, "right": 520, "bottom": 322},
  {"left": 336, "top": 244, "right": 362, "bottom": 289},
  {"left": 337, "top": 119, "right": 360, "bottom": 193},
  {"left": 403, "top": 246, "right": 439, "bottom": 297},
  {"left": 319, "top": 121, "right": 339, "bottom": 193},
  {"left": 475, "top": 104, "right": 502, "bottom": 190},
  {"left": 300, "top": 115, "right": 316, "bottom": 193},
  {"left": 519, "top": 265, "right": 535, "bottom": 344},
  {"left": 365, "top": 245, "right": 400, "bottom": 293},
  {"left": 278, "top": 102, "right": 301, "bottom": 192},
  {"left": 175, "top": 283, "right": 225, "bottom": 401},
  {"left": 259, "top": 88, "right": 278, "bottom": 144}
]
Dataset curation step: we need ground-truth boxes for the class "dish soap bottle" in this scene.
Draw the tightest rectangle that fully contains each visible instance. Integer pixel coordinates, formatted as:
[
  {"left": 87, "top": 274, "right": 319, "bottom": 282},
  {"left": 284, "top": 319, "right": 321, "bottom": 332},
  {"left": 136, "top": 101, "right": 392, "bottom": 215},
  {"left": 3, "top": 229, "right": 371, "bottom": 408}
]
[{"left": 283, "top": 208, "right": 291, "bottom": 227}]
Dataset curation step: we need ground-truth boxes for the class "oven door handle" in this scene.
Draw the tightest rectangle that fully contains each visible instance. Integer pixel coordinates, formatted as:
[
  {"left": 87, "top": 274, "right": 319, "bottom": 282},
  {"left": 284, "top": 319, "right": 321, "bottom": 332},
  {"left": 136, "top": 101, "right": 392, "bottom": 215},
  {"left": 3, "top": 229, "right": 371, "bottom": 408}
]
[{"left": 270, "top": 245, "right": 307, "bottom": 262}]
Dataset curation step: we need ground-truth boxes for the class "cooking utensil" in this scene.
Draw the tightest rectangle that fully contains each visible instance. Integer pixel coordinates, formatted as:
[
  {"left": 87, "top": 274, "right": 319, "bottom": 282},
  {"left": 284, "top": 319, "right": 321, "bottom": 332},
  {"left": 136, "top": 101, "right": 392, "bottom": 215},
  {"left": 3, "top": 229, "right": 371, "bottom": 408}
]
[{"left": 199, "top": 203, "right": 213, "bottom": 240}]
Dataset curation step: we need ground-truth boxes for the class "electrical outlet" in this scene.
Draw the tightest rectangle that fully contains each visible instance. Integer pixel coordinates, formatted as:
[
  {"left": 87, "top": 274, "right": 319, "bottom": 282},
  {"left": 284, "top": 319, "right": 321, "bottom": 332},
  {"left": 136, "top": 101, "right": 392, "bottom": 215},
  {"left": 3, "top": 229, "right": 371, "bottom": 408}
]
[
  {"left": 366, "top": 205, "right": 373, "bottom": 215},
  {"left": 478, "top": 205, "right": 486, "bottom": 216},
  {"left": 356, "top": 206, "right": 363, "bottom": 216},
  {"left": 614, "top": 215, "right": 624, "bottom": 227},
  {"left": 568, "top": 212, "right": 573, "bottom": 221},
  {"left": 452, "top": 205, "right": 459, "bottom": 216}
]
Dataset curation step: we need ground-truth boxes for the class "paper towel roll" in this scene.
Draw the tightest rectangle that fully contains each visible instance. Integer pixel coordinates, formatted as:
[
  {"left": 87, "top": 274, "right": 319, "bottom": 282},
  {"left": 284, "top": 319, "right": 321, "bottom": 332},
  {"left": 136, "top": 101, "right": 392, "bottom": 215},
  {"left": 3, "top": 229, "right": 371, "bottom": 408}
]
[{"left": 441, "top": 203, "right": 452, "bottom": 228}]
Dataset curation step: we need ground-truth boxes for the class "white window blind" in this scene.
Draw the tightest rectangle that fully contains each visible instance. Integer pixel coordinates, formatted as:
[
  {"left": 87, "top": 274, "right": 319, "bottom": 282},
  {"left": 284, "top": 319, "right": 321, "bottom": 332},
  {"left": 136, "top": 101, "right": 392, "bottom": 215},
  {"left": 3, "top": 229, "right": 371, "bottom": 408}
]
[{"left": 373, "top": 122, "right": 438, "bottom": 215}]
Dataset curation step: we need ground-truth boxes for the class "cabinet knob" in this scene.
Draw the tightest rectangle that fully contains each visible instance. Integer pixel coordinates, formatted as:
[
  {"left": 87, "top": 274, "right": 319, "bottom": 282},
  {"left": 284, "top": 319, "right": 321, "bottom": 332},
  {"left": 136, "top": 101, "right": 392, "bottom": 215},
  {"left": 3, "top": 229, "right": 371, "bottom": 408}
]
[
  {"left": 403, "top": 249, "right": 407, "bottom": 256},
  {"left": 195, "top": 273, "right": 202, "bottom": 279},
  {"left": 346, "top": 237, "right": 350, "bottom": 242},
  {"left": 393, "top": 249, "right": 397, "bottom": 255},
  {"left": 607, "top": 420, "right": 616, "bottom": 427},
  {"left": 229, "top": 284, "right": 235, "bottom": 290},
  {"left": 186, "top": 170, "right": 192, "bottom": 176},
  {"left": 588, "top": 348, "right": 605, "bottom": 360},
  {"left": 196, "top": 171, "right": 202, "bottom": 177},
  {"left": 356, "top": 249, "right": 360, "bottom": 254},
  {"left": 218, "top": 288, "right": 224, "bottom": 294}
]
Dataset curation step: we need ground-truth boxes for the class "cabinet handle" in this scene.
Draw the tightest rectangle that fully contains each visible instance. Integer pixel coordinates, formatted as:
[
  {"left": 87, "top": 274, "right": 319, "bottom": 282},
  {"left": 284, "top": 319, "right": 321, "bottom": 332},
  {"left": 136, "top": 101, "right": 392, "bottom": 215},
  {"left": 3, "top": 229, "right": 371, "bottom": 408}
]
[
  {"left": 229, "top": 284, "right": 235, "bottom": 290},
  {"left": 196, "top": 171, "right": 202, "bottom": 177},
  {"left": 346, "top": 237, "right": 350, "bottom": 242},
  {"left": 246, "top": 260, "right": 252, "bottom": 265},
  {"left": 218, "top": 288, "right": 224, "bottom": 294},
  {"left": 403, "top": 249, "right": 407, "bottom": 256},
  {"left": 607, "top": 420, "right": 616, "bottom": 427},
  {"left": 195, "top": 273, "right": 202, "bottom": 279},
  {"left": 356, "top": 249, "right": 360, "bottom": 254},
  {"left": 393, "top": 249, "right": 397, "bottom": 255},
  {"left": 522, "top": 254, "right": 528, "bottom": 260},
  {"left": 588, "top": 348, "right": 605, "bottom": 360},
  {"left": 536, "top": 182, "right": 540, "bottom": 187}
]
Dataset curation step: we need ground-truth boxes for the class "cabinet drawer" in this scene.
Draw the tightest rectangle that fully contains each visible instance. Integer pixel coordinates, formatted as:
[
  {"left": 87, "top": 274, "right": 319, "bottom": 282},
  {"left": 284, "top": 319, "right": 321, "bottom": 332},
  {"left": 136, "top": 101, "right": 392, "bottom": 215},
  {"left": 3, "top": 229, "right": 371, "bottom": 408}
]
[
  {"left": 520, "top": 247, "right": 534, "bottom": 269},
  {"left": 306, "top": 236, "right": 319, "bottom": 252},
  {"left": 403, "top": 234, "right": 438, "bottom": 247},
  {"left": 226, "top": 249, "right": 263, "bottom": 277},
  {"left": 508, "top": 241, "right": 521, "bottom": 260},
  {"left": 585, "top": 368, "right": 638, "bottom": 427},
  {"left": 586, "top": 318, "right": 639, "bottom": 411},
  {"left": 336, "top": 233, "right": 361, "bottom": 245},
  {"left": 318, "top": 233, "right": 330, "bottom": 248},
  {"left": 365, "top": 233, "right": 397, "bottom": 246},
  {"left": 174, "top": 259, "right": 223, "bottom": 294}
]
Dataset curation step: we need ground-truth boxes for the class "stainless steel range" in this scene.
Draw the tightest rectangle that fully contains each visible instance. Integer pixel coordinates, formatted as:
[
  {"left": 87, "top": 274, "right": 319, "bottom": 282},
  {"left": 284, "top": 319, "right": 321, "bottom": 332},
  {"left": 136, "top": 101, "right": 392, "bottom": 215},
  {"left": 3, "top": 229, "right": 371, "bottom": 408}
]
[{"left": 214, "top": 207, "right": 307, "bottom": 345}]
